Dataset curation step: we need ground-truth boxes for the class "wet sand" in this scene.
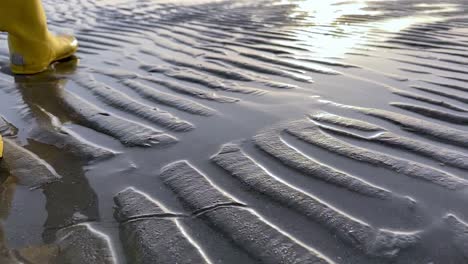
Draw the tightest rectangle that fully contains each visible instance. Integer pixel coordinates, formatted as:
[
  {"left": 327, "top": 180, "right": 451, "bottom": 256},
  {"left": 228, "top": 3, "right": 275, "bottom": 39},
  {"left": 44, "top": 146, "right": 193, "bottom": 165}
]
[{"left": 0, "top": 0, "right": 467, "bottom": 263}]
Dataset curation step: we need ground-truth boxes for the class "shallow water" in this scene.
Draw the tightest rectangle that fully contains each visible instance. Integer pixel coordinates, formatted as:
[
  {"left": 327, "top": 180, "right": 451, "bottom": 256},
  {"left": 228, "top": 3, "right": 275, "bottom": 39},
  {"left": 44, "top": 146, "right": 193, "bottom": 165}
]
[{"left": 0, "top": 0, "right": 468, "bottom": 263}]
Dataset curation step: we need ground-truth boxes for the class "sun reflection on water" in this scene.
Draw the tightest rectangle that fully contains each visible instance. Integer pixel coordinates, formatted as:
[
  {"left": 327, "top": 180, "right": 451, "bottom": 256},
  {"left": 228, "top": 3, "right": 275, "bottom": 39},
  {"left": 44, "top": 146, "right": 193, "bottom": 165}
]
[
  {"left": 416, "top": 3, "right": 460, "bottom": 14},
  {"left": 285, "top": 0, "right": 377, "bottom": 58},
  {"left": 285, "top": 0, "right": 459, "bottom": 58},
  {"left": 376, "top": 16, "right": 445, "bottom": 33},
  {"left": 295, "top": 0, "right": 377, "bottom": 25}
]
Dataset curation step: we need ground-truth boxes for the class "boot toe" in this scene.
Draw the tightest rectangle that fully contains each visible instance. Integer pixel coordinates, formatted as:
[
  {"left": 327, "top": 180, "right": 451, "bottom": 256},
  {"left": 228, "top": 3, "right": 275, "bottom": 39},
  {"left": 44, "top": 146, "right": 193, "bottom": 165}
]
[{"left": 54, "top": 35, "right": 78, "bottom": 61}]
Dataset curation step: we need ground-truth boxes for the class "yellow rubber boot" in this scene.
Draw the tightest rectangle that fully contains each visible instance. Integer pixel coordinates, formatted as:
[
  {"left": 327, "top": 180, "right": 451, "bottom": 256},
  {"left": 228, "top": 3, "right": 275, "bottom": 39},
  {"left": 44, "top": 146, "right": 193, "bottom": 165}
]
[{"left": 0, "top": 0, "right": 78, "bottom": 74}]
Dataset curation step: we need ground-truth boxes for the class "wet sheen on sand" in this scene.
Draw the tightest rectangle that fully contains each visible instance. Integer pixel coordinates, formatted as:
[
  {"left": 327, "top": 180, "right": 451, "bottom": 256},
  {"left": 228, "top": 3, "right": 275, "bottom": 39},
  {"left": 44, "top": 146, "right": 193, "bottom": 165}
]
[{"left": 0, "top": 0, "right": 468, "bottom": 263}]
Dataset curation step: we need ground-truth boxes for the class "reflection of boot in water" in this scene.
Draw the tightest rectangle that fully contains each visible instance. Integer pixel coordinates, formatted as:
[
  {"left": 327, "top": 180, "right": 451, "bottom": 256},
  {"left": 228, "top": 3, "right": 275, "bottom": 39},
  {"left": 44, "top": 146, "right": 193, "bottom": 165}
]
[
  {"left": 12, "top": 58, "right": 79, "bottom": 124},
  {"left": 0, "top": 0, "right": 78, "bottom": 74},
  {"left": 0, "top": 175, "right": 17, "bottom": 264},
  {"left": 11, "top": 61, "right": 100, "bottom": 242},
  {"left": 38, "top": 145, "right": 100, "bottom": 243},
  {"left": 0, "top": 142, "right": 106, "bottom": 263},
  {"left": 0, "top": 176, "right": 59, "bottom": 264},
  {"left": 0, "top": 225, "right": 19, "bottom": 264}
]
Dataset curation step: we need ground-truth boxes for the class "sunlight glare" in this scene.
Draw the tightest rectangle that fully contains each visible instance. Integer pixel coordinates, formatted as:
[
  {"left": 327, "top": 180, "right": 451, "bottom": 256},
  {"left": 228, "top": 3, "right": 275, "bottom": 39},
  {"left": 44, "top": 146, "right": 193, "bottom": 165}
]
[
  {"left": 377, "top": 16, "right": 445, "bottom": 33},
  {"left": 295, "top": 0, "right": 377, "bottom": 25},
  {"left": 288, "top": 0, "right": 375, "bottom": 58},
  {"left": 286, "top": 0, "right": 458, "bottom": 58}
]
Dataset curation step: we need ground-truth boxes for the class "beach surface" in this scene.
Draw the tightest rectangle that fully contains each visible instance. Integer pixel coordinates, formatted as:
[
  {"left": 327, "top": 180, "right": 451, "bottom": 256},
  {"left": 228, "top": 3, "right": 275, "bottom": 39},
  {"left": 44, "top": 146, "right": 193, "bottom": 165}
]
[{"left": 0, "top": 0, "right": 467, "bottom": 263}]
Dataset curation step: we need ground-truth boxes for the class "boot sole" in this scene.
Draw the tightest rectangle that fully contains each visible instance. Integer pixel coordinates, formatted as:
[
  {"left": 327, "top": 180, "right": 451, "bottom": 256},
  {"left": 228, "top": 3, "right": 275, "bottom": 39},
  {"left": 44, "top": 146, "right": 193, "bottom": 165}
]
[{"left": 10, "top": 49, "right": 77, "bottom": 75}]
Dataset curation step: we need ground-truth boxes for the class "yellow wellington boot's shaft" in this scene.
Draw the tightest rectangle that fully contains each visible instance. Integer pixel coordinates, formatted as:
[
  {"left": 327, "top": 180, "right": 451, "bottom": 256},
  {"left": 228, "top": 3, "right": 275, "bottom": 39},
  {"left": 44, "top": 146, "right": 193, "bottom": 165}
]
[{"left": 0, "top": 0, "right": 78, "bottom": 74}]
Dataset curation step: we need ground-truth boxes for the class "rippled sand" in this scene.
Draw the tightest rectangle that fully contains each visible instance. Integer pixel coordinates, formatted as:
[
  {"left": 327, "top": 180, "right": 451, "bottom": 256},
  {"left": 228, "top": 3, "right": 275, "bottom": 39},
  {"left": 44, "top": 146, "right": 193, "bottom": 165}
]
[{"left": 0, "top": 0, "right": 467, "bottom": 263}]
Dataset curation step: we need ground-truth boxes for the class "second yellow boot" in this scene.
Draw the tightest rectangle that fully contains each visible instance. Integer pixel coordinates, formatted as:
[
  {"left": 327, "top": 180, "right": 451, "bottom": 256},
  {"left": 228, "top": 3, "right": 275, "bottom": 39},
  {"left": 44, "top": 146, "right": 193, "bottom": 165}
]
[{"left": 0, "top": 0, "right": 78, "bottom": 74}]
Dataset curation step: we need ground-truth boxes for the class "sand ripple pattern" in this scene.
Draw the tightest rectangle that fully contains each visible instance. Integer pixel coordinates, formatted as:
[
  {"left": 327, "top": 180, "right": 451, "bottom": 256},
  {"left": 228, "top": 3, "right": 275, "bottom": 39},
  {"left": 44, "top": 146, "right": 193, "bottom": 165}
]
[{"left": 0, "top": 0, "right": 467, "bottom": 263}]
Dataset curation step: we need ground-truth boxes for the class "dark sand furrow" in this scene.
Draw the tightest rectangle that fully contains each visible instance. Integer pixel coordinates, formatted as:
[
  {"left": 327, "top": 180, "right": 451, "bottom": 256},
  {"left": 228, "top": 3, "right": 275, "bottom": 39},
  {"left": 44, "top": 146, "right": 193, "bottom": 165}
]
[
  {"left": 439, "top": 58, "right": 468, "bottom": 66},
  {"left": 100, "top": 21, "right": 159, "bottom": 36},
  {"left": 432, "top": 50, "right": 468, "bottom": 60},
  {"left": 422, "top": 80, "right": 468, "bottom": 93},
  {"left": 122, "top": 80, "right": 216, "bottom": 116},
  {"left": 239, "top": 52, "right": 342, "bottom": 74},
  {"left": 222, "top": 41, "right": 293, "bottom": 55},
  {"left": 392, "top": 89, "right": 468, "bottom": 112},
  {"left": 398, "top": 68, "right": 430, "bottom": 74},
  {"left": 157, "top": 23, "right": 222, "bottom": 41},
  {"left": 160, "top": 161, "right": 332, "bottom": 264},
  {"left": 138, "top": 64, "right": 169, "bottom": 74},
  {"left": 163, "top": 57, "right": 254, "bottom": 82},
  {"left": 76, "top": 36, "right": 122, "bottom": 48},
  {"left": 254, "top": 130, "right": 397, "bottom": 200},
  {"left": 212, "top": 144, "right": 420, "bottom": 258},
  {"left": 286, "top": 120, "right": 468, "bottom": 190},
  {"left": 260, "top": 80, "right": 299, "bottom": 89},
  {"left": 396, "top": 31, "right": 468, "bottom": 48},
  {"left": 441, "top": 75, "right": 468, "bottom": 84},
  {"left": 316, "top": 123, "right": 468, "bottom": 171},
  {"left": 232, "top": 29, "right": 298, "bottom": 42},
  {"left": 185, "top": 21, "right": 239, "bottom": 34},
  {"left": 142, "top": 76, "right": 240, "bottom": 103},
  {"left": 29, "top": 119, "right": 116, "bottom": 163},
  {"left": 391, "top": 102, "right": 468, "bottom": 124},
  {"left": 391, "top": 59, "right": 468, "bottom": 75},
  {"left": 94, "top": 25, "right": 143, "bottom": 35},
  {"left": 103, "top": 60, "right": 121, "bottom": 67},
  {"left": 0, "top": 138, "right": 61, "bottom": 188},
  {"left": 386, "top": 39, "right": 464, "bottom": 50},
  {"left": 58, "top": 90, "right": 177, "bottom": 147},
  {"left": 309, "top": 112, "right": 468, "bottom": 170},
  {"left": 195, "top": 46, "right": 229, "bottom": 55},
  {"left": 114, "top": 188, "right": 211, "bottom": 264},
  {"left": 156, "top": 25, "right": 220, "bottom": 45},
  {"left": 171, "top": 23, "right": 234, "bottom": 40},
  {"left": 309, "top": 112, "right": 383, "bottom": 131},
  {"left": 363, "top": 43, "right": 403, "bottom": 50},
  {"left": 73, "top": 75, "right": 194, "bottom": 132},
  {"left": 396, "top": 53, "right": 439, "bottom": 63},
  {"left": 150, "top": 36, "right": 205, "bottom": 57},
  {"left": 79, "top": 31, "right": 141, "bottom": 45},
  {"left": 235, "top": 37, "right": 309, "bottom": 52},
  {"left": 204, "top": 55, "right": 313, "bottom": 83},
  {"left": 140, "top": 49, "right": 253, "bottom": 82},
  {"left": 155, "top": 41, "right": 203, "bottom": 58},
  {"left": 156, "top": 31, "right": 214, "bottom": 51},
  {"left": 412, "top": 85, "right": 468, "bottom": 104},
  {"left": 253, "top": 29, "right": 297, "bottom": 38},
  {"left": 76, "top": 42, "right": 108, "bottom": 51},
  {"left": 333, "top": 103, "right": 468, "bottom": 148},
  {"left": 90, "top": 67, "right": 140, "bottom": 79},
  {"left": 280, "top": 55, "right": 359, "bottom": 69},
  {"left": 77, "top": 48, "right": 100, "bottom": 55},
  {"left": 164, "top": 71, "right": 265, "bottom": 95},
  {"left": 55, "top": 224, "right": 116, "bottom": 264}
]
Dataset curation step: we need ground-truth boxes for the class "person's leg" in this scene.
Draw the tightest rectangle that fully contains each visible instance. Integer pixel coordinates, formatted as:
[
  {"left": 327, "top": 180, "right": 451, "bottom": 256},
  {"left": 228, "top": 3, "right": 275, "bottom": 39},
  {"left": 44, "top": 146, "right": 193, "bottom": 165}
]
[{"left": 0, "top": 0, "right": 78, "bottom": 74}]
